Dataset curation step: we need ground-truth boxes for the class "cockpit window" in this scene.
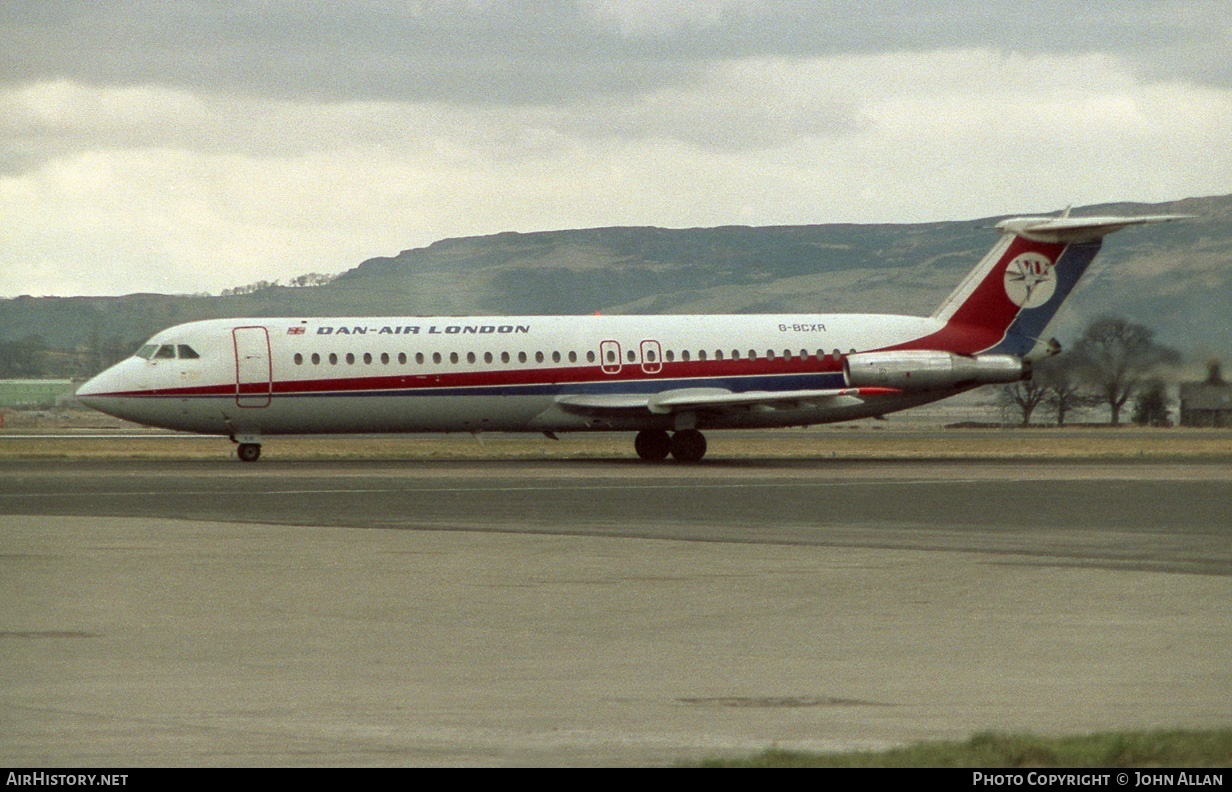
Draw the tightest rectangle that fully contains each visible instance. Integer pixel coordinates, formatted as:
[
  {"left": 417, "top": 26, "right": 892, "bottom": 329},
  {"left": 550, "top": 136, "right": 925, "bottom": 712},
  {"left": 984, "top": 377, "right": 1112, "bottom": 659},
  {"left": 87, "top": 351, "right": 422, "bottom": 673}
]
[
  {"left": 154, "top": 345, "right": 177, "bottom": 359},
  {"left": 177, "top": 345, "right": 200, "bottom": 359},
  {"left": 135, "top": 344, "right": 159, "bottom": 360}
]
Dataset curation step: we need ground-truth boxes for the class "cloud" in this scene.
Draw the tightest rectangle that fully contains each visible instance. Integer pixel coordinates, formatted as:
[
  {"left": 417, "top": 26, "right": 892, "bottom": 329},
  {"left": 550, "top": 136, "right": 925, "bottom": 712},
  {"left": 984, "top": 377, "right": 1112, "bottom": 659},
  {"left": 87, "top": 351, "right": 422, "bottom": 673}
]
[
  {"left": 3, "top": 45, "right": 1229, "bottom": 297},
  {"left": 1, "top": 3, "right": 1230, "bottom": 297},
  {"left": 2, "top": 1, "right": 1230, "bottom": 106}
]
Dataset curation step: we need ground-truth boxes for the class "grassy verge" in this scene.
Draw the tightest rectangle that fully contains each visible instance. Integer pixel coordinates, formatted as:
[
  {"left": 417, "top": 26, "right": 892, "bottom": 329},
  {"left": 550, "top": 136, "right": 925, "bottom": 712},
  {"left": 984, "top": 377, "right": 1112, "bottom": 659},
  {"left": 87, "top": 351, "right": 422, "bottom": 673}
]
[{"left": 695, "top": 729, "right": 1232, "bottom": 767}]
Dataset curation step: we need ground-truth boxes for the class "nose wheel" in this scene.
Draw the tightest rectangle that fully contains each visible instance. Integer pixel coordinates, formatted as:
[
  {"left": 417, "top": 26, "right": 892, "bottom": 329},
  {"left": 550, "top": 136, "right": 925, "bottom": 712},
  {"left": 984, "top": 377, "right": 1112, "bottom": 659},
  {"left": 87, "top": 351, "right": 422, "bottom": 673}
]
[{"left": 236, "top": 443, "right": 262, "bottom": 462}]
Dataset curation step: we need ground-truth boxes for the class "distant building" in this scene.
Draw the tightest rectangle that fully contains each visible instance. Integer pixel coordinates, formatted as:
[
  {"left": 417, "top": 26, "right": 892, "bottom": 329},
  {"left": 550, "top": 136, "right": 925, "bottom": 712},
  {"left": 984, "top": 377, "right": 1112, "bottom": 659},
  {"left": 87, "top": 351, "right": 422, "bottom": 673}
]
[
  {"left": 0, "top": 379, "right": 76, "bottom": 410},
  {"left": 1179, "top": 360, "right": 1232, "bottom": 427}
]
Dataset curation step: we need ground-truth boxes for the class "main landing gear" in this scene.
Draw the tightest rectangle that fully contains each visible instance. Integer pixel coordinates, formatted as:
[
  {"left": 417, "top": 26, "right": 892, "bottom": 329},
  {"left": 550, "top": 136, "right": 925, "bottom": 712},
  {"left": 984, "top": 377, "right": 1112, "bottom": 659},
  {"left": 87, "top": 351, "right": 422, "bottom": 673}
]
[{"left": 634, "top": 428, "right": 707, "bottom": 463}]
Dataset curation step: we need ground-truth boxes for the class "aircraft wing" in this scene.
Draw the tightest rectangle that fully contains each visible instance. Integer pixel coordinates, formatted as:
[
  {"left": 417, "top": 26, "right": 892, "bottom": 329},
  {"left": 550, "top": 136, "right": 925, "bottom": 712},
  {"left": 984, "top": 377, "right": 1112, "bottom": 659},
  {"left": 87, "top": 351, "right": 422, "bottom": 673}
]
[{"left": 556, "top": 386, "right": 902, "bottom": 416}]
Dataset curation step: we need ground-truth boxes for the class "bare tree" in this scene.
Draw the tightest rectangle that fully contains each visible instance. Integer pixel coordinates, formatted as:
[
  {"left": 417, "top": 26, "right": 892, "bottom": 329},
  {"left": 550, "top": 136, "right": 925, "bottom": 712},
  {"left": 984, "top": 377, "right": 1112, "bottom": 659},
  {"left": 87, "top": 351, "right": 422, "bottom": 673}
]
[
  {"left": 1034, "top": 353, "right": 1099, "bottom": 426},
  {"left": 998, "top": 379, "right": 1049, "bottom": 426},
  {"left": 1069, "top": 316, "right": 1181, "bottom": 427}
]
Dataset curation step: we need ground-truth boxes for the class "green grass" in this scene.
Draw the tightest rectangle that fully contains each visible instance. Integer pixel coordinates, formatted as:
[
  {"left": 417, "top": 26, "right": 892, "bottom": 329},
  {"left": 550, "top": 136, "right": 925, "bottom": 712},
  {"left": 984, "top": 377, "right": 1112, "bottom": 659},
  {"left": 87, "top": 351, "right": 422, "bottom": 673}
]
[{"left": 695, "top": 729, "right": 1232, "bottom": 767}]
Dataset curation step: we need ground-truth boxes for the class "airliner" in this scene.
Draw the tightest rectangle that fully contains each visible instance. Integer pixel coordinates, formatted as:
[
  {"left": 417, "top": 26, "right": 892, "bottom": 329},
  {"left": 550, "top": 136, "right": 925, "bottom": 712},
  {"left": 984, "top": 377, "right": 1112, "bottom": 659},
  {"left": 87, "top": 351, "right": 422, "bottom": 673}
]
[{"left": 76, "top": 212, "right": 1186, "bottom": 462}]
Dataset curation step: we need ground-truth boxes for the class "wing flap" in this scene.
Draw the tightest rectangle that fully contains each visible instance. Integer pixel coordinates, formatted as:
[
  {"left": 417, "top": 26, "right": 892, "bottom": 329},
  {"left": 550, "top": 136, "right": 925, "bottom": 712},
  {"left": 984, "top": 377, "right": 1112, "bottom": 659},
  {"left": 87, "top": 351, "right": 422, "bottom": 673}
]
[
  {"left": 555, "top": 394, "right": 653, "bottom": 412},
  {"left": 649, "top": 386, "right": 901, "bottom": 412},
  {"left": 556, "top": 386, "right": 902, "bottom": 416}
]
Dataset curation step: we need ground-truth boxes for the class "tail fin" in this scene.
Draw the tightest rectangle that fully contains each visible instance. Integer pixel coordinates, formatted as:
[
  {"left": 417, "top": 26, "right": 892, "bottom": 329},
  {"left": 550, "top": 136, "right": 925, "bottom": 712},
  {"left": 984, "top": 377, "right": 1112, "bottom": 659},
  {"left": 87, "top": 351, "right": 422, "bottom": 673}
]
[{"left": 923, "top": 213, "right": 1191, "bottom": 358}]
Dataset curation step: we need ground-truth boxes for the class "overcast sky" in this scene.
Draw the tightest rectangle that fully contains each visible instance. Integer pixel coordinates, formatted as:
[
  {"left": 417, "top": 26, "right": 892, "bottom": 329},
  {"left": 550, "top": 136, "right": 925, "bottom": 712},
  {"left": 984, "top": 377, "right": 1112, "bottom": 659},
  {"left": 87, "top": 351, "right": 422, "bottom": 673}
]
[{"left": 2, "top": 0, "right": 1230, "bottom": 297}]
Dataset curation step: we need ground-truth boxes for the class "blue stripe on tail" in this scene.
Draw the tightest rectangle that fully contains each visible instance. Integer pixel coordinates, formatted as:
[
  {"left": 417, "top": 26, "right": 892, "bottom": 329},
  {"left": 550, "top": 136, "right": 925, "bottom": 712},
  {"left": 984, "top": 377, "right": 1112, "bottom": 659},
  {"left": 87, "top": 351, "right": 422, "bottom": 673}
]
[{"left": 988, "top": 239, "right": 1102, "bottom": 356}]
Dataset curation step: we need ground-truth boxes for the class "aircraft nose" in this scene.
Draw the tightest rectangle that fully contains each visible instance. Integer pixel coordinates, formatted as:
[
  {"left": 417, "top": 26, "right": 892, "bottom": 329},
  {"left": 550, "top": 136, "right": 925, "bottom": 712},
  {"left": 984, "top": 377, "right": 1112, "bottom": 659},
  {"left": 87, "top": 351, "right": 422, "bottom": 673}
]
[
  {"left": 75, "top": 374, "right": 105, "bottom": 404},
  {"left": 75, "top": 363, "right": 130, "bottom": 404},
  {"left": 76, "top": 373, "right": 104, "bottom": 401}
]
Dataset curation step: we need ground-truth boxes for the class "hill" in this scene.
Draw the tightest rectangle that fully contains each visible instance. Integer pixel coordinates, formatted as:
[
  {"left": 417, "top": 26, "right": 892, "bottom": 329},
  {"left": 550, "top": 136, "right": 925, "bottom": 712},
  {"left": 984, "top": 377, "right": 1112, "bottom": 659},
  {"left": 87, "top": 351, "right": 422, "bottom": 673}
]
[{"left": 2, "top": 194, "right": 1228, "bottom": 374}]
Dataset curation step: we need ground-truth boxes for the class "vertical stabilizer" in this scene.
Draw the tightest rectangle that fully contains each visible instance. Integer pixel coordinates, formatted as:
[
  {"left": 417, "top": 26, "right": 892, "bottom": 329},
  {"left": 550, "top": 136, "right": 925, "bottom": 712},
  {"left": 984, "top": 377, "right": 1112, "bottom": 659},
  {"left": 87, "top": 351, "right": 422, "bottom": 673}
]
[{"left": 918, "top": 213, "right": 1190, "bottom": 357}]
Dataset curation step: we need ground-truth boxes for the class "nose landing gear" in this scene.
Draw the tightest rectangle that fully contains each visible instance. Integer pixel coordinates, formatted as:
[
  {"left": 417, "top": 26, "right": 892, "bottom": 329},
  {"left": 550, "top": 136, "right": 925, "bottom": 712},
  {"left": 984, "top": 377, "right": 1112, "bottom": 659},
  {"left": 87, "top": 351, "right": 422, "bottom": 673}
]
[{"left": 230, "top": 433, "right": 263, "bottom": 463}]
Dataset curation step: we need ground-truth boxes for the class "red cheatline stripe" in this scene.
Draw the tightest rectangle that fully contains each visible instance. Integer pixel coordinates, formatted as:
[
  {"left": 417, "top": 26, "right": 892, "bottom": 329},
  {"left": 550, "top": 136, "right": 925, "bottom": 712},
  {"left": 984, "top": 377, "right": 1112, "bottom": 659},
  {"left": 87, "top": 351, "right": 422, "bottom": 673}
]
[{"left": 87, "top": 357, "right": 849, "bottom": 399}]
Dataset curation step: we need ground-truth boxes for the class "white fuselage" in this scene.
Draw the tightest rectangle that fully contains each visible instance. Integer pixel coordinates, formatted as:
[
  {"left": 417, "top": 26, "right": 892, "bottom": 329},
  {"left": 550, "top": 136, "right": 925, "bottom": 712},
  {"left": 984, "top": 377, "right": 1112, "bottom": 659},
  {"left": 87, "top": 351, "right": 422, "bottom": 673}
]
[{"left": 77, "top": 312, "right": 953, "bottom": 437}]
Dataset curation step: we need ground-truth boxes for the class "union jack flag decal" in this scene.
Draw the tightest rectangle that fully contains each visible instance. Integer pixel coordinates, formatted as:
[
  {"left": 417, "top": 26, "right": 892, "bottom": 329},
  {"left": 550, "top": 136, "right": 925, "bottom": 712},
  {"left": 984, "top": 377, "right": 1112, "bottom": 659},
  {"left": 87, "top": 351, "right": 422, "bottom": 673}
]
[{"left": 287, "top": 326, "right": 305, "bottom": 335}]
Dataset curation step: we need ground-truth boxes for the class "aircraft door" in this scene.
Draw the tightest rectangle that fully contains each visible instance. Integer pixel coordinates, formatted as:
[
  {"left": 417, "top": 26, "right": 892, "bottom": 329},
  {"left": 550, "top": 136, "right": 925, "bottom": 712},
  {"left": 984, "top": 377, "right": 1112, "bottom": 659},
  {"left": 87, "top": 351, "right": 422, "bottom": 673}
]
[
  {"left": 640, "top": 339, "right": 663, "bottom": 374},
  {"left": 599, "top": 340, "right": 622, "bottom": 375},
  {"left": 233, "top": 326, "right": 272, "bottom": 407}
]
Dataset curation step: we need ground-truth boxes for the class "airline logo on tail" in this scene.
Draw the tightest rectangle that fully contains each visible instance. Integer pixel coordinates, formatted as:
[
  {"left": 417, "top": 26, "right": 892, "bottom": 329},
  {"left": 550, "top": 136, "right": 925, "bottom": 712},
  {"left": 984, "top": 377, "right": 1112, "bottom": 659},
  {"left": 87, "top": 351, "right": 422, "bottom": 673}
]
[{"left": 1003, "top": 252, "right": 1056, "bottom": 308}]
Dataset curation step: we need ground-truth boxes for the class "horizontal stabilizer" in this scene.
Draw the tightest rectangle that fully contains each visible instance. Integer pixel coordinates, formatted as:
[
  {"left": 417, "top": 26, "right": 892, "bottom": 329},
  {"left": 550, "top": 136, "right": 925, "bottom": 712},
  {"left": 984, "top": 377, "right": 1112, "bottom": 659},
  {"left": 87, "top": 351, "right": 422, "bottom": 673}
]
[{"left": 995, "top": 214, "right": 1193, "bottom": 243}]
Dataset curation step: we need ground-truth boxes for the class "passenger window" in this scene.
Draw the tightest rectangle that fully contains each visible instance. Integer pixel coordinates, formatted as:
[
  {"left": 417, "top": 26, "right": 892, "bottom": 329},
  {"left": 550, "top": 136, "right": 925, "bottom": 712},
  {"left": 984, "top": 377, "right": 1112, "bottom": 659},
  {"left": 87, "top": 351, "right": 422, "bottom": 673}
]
[
  {"left": 698, "top": 350, "right": 706, "bottom": 361},
  {"left": 748, "top": 350, "right": 757, "bottom": 360},
  {"left": 627, "top": 350, "right": 636, "bottom": 362},
  {"left": 501, "top": 352, "right": 510, "bottom": 363},
  {"left": 312, "top": 353, "right": 321, "bottom": 365},
  {"left": 766, "top": 350, "right": 775, "bottom": 361},
  {"left": 587, "top": 351, "right": 596, "bottom": 363},
  {"left": 329, "top": 353, "right": 338, "bottom": 365},
  {"left": 154, "top": 345, "right": 176, "bottom": 359},
  {"left": 485, "top": 352, "right": 493, "bottom": 364},
  {"left": 450, "top": 352, "right": 459, "bottom": 364},
  {"left": 552, "top": 351, "right": 561, "bottom": 363},
  {"left": 416, "top": 353, "right": 424, "bottom": 364},
  {"left": 177, "top": 345, "right": 200, "bottom": 359},
  {"left": 381, "top": 352, "right": 389, "bottom": 365},
  {"left": 536, "top": 352, "right": 545, "bottom": 363},
  {"left": 606, "top": 350, "right": 616, "bottom": 363},
  {"left": 731, "top": 350, "right": 740, "bottom": 360},
  {"left": 666, "top": 350, "right": 675, "bottom": 362},
  {"left": 646, "top": 350, "right": 656, "bottom": 362},
  {"left": 715, "top": 350, "right": 723, "bottom": 361},
  {"left": 398, "top": 352, "right": 406, "bottom": 365},
  {"left": 363, "top": 352, "right": 372, "bottom": 364},
  {"left": 135, "top": 344, "right": 158, "bottom": 360},
  {"left": 568, "top": 351, "right": 577, "bottom": 363},
  {"left": 293, "top": 353, "right": 304, "bottom": 365},
  {"left": 519, "top": 352, "right": 527, "bottom": 363},
  {"left": 433, "top": 352, "right": 442, "bottom": 364},
  {"left": 467, "top": 352, "right": 476, "bottom": 364},
  {"left": 346, "top": 353, "right": 355, "bottom": 365}
]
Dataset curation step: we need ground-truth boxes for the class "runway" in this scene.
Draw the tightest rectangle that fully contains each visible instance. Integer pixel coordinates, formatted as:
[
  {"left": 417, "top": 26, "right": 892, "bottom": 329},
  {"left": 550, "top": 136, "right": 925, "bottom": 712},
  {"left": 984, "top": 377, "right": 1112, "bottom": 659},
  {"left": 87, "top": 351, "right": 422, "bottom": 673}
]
[{"left": 2, "top": 457, "right": 1231, "bottom": 765}]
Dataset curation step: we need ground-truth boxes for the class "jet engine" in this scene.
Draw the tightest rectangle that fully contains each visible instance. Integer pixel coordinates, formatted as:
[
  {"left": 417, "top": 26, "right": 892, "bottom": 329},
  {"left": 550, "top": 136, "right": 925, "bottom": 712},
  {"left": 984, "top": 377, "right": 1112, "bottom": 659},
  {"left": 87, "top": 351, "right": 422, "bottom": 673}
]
[{"left": 843, "top": 350, "right": 1027, "bottom": 392}]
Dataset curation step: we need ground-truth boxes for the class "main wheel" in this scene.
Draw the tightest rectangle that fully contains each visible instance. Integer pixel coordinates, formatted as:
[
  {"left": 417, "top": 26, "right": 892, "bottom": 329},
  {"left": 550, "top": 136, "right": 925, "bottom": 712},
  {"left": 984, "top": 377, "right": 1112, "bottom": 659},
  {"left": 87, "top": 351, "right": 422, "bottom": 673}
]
[
  {"left": 634, "top": 429, "right": 671, "bottom": 461},
  {"left": 237, "top": 443, "right": 262, "bottom": 462},
  {"left": 669, "top": 429, "right": 707, "bottom": 463}
]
